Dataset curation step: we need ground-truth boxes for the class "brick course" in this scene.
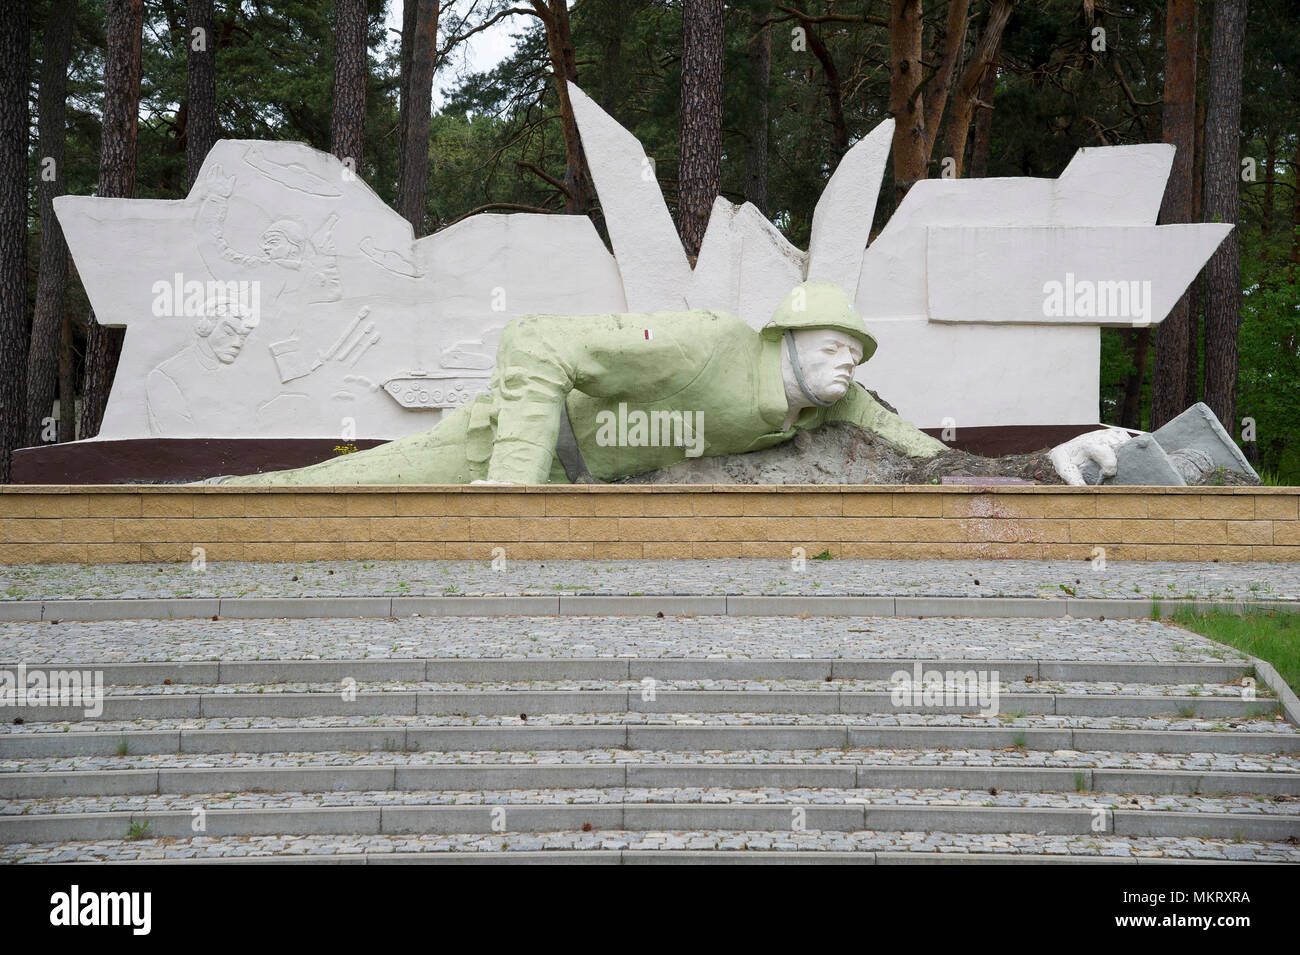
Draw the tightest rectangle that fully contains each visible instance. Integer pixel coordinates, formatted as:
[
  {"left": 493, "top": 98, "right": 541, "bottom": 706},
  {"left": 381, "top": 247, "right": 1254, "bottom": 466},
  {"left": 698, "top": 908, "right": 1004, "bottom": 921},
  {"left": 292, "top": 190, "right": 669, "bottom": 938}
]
[{"left": 0, "top": 485, "right": 1296, "bottom": 563}]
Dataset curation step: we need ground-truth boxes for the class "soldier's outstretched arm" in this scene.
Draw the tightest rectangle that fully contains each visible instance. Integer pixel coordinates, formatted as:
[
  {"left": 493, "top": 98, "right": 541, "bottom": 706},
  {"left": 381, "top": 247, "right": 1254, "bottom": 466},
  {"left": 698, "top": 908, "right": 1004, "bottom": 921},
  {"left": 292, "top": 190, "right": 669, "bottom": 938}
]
[
  {"left": 485, "top": 312, "right": 707, "bottom": 483},
  {"left": 824, "top": 384, "right": 948, "bottom": 458}
]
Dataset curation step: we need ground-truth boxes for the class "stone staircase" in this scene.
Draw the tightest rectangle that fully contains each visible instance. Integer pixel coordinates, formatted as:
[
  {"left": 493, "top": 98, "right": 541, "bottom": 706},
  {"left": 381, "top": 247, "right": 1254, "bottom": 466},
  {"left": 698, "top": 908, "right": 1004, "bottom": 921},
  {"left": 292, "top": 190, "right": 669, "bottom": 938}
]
[{"left": 3, "top": 654, "right": 1298, "bottom": 863}]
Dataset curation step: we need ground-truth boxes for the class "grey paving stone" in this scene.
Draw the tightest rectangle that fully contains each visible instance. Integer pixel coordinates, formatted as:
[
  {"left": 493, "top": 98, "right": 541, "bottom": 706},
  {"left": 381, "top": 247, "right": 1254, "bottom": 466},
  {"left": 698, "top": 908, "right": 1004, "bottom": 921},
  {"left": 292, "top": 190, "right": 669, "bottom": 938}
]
[
  {"left": 0, "top": 730, "right": 180, "bottom": 758},
  {"left": 863, "top": 805, "right": 1096, "bottom": 835},
  {"left": 1072, "top": 729, "right": 1300, "bottom": 755},
  {"left": 1039, "top": 662, "right": 1252, "bottom": 683},
  {"left": 848, "top": 726, "right": 1074, "bottom": 750},
  {"left": 894, "top": 597, "right": 1070, "bottom": 618},
  {"left": 217, "top": 597, "right": 392, "bottom": 618},
  {"left": 156, "top": 766, "right": 398, "bottom": 795},
  {"left": 1113, "top": 810, "right": 1300, "bottom": 841},
  {"left": 178, "top": 727, "right": 405, "bottom": 755},
  {"left": 393, "top": 596, "right": 560, "bottom": 616},
  {"left": 637, "top": 691, "right": 841, "bottom": 715},
  {"left": 93, "top": 662, "right": 222, "bottom": 685},
  {"left": 627, "top": 726, "right": 848, "bottom": 751},
  {"left": 43, "top": 599, "right": 221, "bottom": 621},
  {"left": 626, "top": 765, "right": 857, "bottom": 789},
  {"left": 378, "top": 804, "right": 626, "bottom": 834},
  {"left": 394, "top": 765, "right": 626, "bottom": 791},
  {"left": 621, "top": 804, "right": 866, "bottom": 832},
  {"left": 369, "top": 850, "right": 623, "bottom": 865},
  {"left": 219, "top": 660, "right": 426, "bottom": 683},
  {"left": 873, "top": 852, "right": 1137, "bottom": 865},
  {"left": 0, "top": 769, "right": 160, "bottom": 798},
  {"left": 417, "top": 691, "right": 629, "bottom": 716},
  {"left": 726, "top": 596, "right": 895, "bottom": 616},
  {"left": 621, "top": 850, "right": 878, "bottom": 865},
  {"left": 1092, "top": 769, "right": 1300, "bottom": 796},
  {"left": 6, "top": 697, "right": 200, "bottom": 723},
  {"left": 1066, "top": 599, "right": 1155, "bottom": 619},
  {"left": 404, "top": 726, "right": 628, "bottom": 752},
  {"left": 629, "top": 660, "right": 833, "bottom": 680},
  {"left": 855, "top": 766, "right": 1088, "bottom": 793},
  {"left": 557, "top": 596, "right": 727, "bottom": 615},
  {"left": 200, "top": 692, "right": 421, "bottom": 719},
  {"left": 0, "top": 602, "right": 42, "bottom": 621},
  {"left": 425, "top": 659, "right": 630, "bottom": 681},
  {"left": 1056, "top": 695, "right": 1275, "bottom": 719},
  {"left": 832, "top": 660, "right": 1039, "bottom": 681}
]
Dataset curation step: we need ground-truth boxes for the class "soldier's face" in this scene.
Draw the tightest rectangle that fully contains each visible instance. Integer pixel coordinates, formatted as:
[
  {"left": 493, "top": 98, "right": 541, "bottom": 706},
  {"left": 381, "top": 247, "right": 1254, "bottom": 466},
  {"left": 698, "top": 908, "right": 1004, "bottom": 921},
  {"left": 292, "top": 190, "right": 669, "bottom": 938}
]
[
  {"left": 261, "top": 230, "right": 300, "bottom": 263},
  {"left": 208, "top": 316, "right": 252, "bottom": 364},
  {"left": 792, "top": 329, "right": 861, "bottom": 403}
]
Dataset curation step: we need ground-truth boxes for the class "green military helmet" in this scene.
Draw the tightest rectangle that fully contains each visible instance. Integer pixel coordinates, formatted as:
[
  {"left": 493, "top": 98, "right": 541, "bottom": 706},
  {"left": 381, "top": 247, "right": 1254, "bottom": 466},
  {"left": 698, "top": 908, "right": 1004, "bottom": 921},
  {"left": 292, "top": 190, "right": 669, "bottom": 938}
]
[{"left": 760, "top": 279, "right": 878, "bottom": 365}]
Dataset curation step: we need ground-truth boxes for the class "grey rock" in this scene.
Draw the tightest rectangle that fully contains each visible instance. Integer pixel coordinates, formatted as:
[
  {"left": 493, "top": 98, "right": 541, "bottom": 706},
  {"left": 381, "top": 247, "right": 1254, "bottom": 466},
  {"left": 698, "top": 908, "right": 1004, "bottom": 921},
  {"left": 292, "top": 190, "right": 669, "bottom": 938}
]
[
  {"left": 1080, "top": 434, "right": 1185, "bottom": 486},
  {"left": 1152, "top": 402, "right": 1259, "bottom": 482}
]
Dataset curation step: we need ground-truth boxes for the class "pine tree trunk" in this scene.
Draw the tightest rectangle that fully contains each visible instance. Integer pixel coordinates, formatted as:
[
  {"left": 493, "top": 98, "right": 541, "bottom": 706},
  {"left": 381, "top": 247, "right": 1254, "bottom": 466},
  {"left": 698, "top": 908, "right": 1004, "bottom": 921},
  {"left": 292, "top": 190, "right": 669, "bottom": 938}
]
[
  {"left": 969, "top": 59, "right": 998, "bottom": 178},
  {"left": 396, "top": 0, "right": 417, "bottom": 196},
  {"left": 537, "top": 0, "right": 589, "bottom": 216},
  {"left": 25, "top": 0, "right": 75, "bottom": 450},
  {"left": 0, "top": 2, "right": 29, "bottom": 482},
  {"left": 59, "top": 310, "right": 76, "bottom": 442},
  {"left": 1291, "top": 137, "right": 1300, "bottom": 266},
  {"left": 923, "top": 0, "right": 969, "bottom": 165},
  {"left": 396, "top": 0, "right": 439, "bottom": 235},
  {"left": 186, "top": 0, "right": 217, "bottom": 189},
  {"left": 330, "top": 0, "right": 368, "bottom": 170},
  {"left": 744, "top": 4, "right": 770, "bottom": 214},
  {"left": 1186, "top": 74, "right": 1207, "bottom": 407},
  {"left": 678, "top": 0, "right": 723, "bottom": 258},
  {"left": 1150, "top": 0, "right": 1197, "bottom": 429},
  {"left": 940, "top": 0, "right": 1016, "bottom": 179},
  {"left": 1201, "top": 0, "right": 1248, "bottom": 432},
  {"left": 81, "top": 0, "right": 144, "bottom": 441},
  {"left": 889, "top": 0, "right": 925, "bottom": 204},
  {"left": 1121, "top": 328, "right": 1151, "bottom": 430},
  {"left": 1261, "top": 130, "right": 1275, "bottom": 259},
  {"left": 802, "top": 20, "right": 847, "bottom": 163}
]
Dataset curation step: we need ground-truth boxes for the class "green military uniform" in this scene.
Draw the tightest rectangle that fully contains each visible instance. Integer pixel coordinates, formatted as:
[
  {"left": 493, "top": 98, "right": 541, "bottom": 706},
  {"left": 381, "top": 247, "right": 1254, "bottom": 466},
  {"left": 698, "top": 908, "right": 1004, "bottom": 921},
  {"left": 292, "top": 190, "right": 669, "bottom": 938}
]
[{"left": 222, "top": 282, "right": 946, "bottom": 486}]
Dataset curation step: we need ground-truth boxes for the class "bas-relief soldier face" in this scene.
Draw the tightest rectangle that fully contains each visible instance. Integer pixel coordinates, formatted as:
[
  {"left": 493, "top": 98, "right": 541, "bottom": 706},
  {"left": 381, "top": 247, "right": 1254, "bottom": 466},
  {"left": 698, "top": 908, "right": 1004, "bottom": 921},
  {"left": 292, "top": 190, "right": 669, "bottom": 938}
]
[
  {"left": 792, "top": 328, "right": 862, "bottom": 404},
  {"left": 205, "top": 315, "right": 255, "bottom": 364},
  {"left": 260, "top": 230, "right": 302, "bottom": 264}
]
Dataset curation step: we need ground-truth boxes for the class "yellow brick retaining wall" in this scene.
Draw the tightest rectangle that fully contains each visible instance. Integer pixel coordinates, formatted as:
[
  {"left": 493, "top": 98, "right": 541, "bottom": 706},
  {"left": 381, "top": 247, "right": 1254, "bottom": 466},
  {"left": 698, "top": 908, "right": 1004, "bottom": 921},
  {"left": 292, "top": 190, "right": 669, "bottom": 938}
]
[{"left": 0, "top": 485, "right": 1297, "bottom": 563}]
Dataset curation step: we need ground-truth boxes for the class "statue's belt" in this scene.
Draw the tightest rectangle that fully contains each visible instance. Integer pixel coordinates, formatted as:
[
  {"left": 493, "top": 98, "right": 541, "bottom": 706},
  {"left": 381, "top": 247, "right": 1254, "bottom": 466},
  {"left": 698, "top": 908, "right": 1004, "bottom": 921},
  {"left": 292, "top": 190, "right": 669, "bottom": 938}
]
[{"left": 556, "top": 403, "right": 596, "bottom": 484}]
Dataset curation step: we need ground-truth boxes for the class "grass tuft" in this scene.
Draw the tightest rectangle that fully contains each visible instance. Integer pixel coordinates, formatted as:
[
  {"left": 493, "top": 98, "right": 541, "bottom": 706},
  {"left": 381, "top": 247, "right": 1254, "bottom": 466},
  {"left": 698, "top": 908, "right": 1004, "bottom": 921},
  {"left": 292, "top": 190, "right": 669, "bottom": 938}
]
[{"left": 1170, "top": 609, "right": 1300, "bottom": 697}]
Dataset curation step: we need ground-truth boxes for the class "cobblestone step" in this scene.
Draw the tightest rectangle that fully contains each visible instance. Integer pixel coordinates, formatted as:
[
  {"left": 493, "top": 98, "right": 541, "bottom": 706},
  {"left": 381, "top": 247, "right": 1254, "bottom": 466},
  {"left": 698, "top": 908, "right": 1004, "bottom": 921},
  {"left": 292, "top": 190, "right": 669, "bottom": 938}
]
[
  {"left": 2, "top": 604, "right": 1294, "bottom": 863},
  {"left": 0, "top": 616, "right": 1252, "bottom": 670},
  {"left": 0, "top": 689, "right": 1277, "bottom": 722},
  {"left": 7, "top": 829, "right": 1294, "bottom": 864},
  {"left": 4, "top": 593, "right": 1296, "bottom": 622},
  {"left": 9, "top": 745, "right": 1297, "bottom": 772},
  {"left": 1, "top": 558, "right": 1291, "bottom": 604},
  {"left": 1, "top": 790, "right": 1296, "bottom": 843},
  {"left": 78, "top": 678, "right": 1266, "bottom": 698},
  {"left": 0, "top": 658, "right": 1256, "bottom": 685},
  {"left": 3, "top": 760, "right": 1297, "bottom": 798},
  {"left": 2, "top": 719, "right": 1294, "bottom": 758}
]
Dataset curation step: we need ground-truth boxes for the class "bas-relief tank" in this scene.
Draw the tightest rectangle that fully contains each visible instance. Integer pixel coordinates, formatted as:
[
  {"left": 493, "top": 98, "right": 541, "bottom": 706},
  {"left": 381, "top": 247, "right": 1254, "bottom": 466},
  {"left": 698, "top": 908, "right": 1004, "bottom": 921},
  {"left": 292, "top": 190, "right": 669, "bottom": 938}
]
[{"left": 381, "top": 370, "right": 490, "bottom": 410}]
